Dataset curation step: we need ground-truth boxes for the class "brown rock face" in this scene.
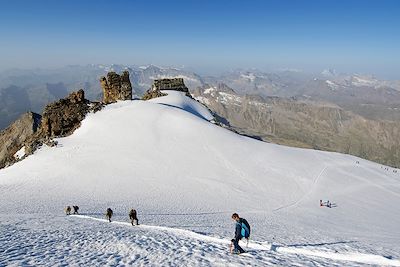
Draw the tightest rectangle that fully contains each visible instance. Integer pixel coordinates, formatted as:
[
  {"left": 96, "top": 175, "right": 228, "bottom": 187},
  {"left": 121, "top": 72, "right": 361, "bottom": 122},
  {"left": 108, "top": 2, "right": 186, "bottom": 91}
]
[
  {"left": 0, "top": 112, "right": 41, "bottom": 169},
  {"left": 120, "top": 71, "right": 133, "bottom": 100},
  {"left": 41, "top": 89, "right": 102, "bottom": 138},
  {"left": 142, "top": 90, "right": 167, "bottom": 100},
  {"left": 100, "top": 71, "right": 132, "bottom": 104}
]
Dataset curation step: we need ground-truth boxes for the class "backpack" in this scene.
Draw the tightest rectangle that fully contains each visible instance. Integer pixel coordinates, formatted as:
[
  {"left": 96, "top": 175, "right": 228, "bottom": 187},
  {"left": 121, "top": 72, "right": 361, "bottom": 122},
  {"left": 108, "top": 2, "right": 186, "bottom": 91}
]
[{"left": 239, "top": 221, "right": 250, "bottom": 238}]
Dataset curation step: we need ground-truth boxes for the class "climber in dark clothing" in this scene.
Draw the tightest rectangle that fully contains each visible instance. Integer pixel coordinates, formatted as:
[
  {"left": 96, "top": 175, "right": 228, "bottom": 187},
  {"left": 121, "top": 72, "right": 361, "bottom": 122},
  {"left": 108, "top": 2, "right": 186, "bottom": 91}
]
[
  {"left": 129, "top": 209, "right": 139, "bottom": 226},
  {"left": 231, "top": 213, "right": 251, "bottom": 254},
  {"left": 106, "top": 208, "right": 113, "bottom": 222},
  {"left": 72, "top": 205, "right": 79, "bottom": 214}
]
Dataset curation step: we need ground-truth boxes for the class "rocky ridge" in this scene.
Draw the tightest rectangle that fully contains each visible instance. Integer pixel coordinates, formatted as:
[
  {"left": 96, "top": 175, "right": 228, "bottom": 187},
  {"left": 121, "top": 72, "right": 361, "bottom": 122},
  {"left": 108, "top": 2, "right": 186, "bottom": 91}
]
[
  {"left": 0, "top": 90, "right": 103, "bottom": 169},
  {"left": 0, "top": 71, "right": 134, "bottom": 169}
]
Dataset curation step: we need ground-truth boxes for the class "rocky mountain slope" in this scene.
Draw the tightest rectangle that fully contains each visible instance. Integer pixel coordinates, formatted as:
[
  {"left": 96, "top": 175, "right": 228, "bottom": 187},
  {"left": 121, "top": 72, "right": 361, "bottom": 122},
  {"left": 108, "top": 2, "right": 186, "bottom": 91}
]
[
  {"left": 208, "top": 69, "right": 400, "bottom": 122},
  {"left": 0, "top": 112, "right": 41, "bottom": 169},
  {"left": 193, "top": 84, "right": 400, "bottom": 167}
]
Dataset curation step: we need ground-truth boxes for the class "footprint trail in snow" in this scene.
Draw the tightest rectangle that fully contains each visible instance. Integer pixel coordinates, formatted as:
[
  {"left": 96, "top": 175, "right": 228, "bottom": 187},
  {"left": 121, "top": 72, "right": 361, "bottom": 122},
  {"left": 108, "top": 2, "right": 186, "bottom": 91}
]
[{"left": 73, "top": 214, "right": 400, "bottom": 267}]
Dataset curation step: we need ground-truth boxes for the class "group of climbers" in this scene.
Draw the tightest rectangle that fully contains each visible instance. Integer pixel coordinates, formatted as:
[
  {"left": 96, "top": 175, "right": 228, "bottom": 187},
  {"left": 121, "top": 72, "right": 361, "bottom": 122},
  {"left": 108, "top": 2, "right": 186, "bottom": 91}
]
[{"left": 65, "top": 206, "right": 250, "bottom": 255}]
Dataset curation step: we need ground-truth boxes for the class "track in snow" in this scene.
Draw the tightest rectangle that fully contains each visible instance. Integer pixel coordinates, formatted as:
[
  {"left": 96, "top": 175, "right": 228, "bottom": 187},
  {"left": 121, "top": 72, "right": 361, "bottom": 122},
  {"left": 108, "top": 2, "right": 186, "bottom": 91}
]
[
  {"left": 73, "top": 214, "right": 400, "bottom": 266},
  {"left": 273, "top": 165, "right": 329, "bottom": 212}
]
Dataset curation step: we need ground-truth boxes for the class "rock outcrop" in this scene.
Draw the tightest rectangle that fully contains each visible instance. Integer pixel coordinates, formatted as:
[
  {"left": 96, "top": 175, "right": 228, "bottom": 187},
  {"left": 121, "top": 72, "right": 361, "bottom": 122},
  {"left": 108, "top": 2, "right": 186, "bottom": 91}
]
[
  {"left": 142, "top": 90, "right": 167, "bottom": 100},
  {"left": 41, "top": 89, "right": 102, "bottom": 138},
  {"left": 0, "top": 89, "right": 103, "bottom": 169},
  {"left": 0, "top": 112, "right": 42, "bottom": 169},
  {"left": 100, "top": 71, "right": 132, "bottom": 104},
  {"left": 142, "top": 78, "right": 190, "bottom": 100}
]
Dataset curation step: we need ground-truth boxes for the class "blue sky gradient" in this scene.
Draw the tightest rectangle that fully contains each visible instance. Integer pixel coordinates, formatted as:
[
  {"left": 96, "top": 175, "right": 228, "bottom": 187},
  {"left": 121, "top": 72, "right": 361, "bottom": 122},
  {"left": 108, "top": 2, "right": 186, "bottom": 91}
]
[{"left": 0, "top": 0, "right": 399, "bottom": 78}]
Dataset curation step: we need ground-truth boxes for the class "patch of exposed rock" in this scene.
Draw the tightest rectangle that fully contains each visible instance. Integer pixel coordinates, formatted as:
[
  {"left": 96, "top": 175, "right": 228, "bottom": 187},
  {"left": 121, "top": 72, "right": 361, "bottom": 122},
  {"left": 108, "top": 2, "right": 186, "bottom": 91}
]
[
  {"left": 142, "top": 90, "right": 167, "bottom": 100},
  {"left": 100, "top": 70, "right": 132, "bottom": 104},
  {"left": 0, "top": 112, "right": 41, "bottom": 169}
]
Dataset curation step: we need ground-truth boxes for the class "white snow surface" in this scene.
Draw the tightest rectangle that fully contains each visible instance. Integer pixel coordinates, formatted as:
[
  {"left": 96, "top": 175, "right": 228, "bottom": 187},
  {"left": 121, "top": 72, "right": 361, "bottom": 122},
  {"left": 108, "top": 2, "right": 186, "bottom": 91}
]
[
  {"left": 149, "top": 91, "right": 214, "bottom": 121},
  {"left": 1, "top": 93, "right": 400, "bottom": 266},
  {"left": 13, "top": 146, "right": 26, "bottom": 160}
]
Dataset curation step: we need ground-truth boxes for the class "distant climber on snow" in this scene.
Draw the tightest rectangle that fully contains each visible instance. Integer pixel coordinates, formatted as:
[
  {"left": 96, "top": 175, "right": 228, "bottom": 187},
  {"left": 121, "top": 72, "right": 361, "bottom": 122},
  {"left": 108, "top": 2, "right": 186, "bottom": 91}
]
[
  {"left": 65, "top": 206, "right": 71, "bottom": 215},
  {"left": 129, "top": 209, "right": 139, "bottom": 226},
  {"left": 73, "top": 205, "right": 79, "bottom": 214},
  {"left": 320, "top": 200, "right": 332, "bottom": 208},
  {"left": 230, "top": 213, "right": 251, "bottom": 254},
  {"left": 106, "top": 208, "right": 113, "bottom": 222}
]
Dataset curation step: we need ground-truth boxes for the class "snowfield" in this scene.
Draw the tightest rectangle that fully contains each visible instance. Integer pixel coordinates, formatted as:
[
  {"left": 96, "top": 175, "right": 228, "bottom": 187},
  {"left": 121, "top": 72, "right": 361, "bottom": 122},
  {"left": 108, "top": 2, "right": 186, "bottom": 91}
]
[{"left": 1, "top": 91, "right": 400, "bottom": 266}]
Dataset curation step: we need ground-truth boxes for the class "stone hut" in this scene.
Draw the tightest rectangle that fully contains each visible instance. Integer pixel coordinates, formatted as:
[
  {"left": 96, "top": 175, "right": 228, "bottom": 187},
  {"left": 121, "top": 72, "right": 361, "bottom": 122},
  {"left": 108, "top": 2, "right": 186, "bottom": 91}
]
[
  {"left": 151, "top": 78, "right": 188, "bottom": 92},
  {"left": 100, "top": 70, "right": 132, "bottom": 104},
  {"left": 143, "top": 78, "right": 190, "bottom": 100}
]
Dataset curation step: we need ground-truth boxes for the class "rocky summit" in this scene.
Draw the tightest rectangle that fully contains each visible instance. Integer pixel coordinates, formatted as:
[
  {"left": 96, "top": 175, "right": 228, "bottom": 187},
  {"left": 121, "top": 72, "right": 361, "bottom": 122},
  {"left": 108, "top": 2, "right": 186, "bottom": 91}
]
[
  {"left": 0, "top": 71, "right": 134, "bottom": 169},
  {"left": 41, "top": 89, "right": 102, "bottom": 138},
  {"left": 100, "top": 70, "right": 132, "bottom": 104},
  {"left": 0, "top": 89, "right": 103, "bottom": 169},
  {"left": 142, "top": 78, "right": 190, "bottom": 100}
]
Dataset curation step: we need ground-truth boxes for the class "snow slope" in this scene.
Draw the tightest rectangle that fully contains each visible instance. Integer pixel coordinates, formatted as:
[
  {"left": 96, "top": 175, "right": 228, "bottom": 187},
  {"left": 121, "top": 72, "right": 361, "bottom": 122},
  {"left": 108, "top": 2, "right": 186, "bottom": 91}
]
[
  {"left": 1, "top": 91, "right": 400, "bottom": 266},
  {"left": 149, "top": 90, "right": 214, "bottom": 121}
]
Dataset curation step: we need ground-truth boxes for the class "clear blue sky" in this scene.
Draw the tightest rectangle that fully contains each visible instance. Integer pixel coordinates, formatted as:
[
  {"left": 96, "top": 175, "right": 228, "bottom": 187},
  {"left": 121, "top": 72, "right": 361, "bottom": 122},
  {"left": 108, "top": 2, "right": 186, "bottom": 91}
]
[{"left": 0, "top": 0, "right": 399, "bottom": 78}]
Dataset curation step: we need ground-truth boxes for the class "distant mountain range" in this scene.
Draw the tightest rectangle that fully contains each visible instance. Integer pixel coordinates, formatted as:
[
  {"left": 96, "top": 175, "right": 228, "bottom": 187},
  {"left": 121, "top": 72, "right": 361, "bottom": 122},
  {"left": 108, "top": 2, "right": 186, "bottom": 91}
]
[
  {"left": 192, "top": 83, "right": 400, "bottom": 167},
  {"left": 0, "top": 65, "right": 205, "bottom": 129},
  {"left": 1, "top": 64, "right": 400, "bottom": 166}
]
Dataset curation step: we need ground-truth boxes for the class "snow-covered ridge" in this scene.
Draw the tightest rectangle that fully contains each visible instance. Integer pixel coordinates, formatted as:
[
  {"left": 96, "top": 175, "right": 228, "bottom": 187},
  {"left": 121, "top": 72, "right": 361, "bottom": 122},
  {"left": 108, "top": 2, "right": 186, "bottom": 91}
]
[
  {"left": 240, "top": 73, "right": 256, "bottom": 82},
  {"left": 325, "top": 80, "right": 339, "bottom": 90},
  {"left": 198, "top": 86, "right": 243, "bottom": 105},
  {"left": 149, "top": 91, "right": 214, "bottom": 121},
  {"left": 0, "top": 92, "right": 399, "bottom": 266},
  {"left": 320, "top": 73, "right": 400, "bottom": 90}
]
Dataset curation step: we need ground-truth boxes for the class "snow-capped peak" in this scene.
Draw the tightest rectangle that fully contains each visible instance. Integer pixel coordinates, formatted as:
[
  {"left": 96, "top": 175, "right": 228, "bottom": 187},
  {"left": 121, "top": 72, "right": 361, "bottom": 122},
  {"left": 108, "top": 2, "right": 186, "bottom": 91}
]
[{"left": 321, "top": 69, "right": 338, "bottom": 77}]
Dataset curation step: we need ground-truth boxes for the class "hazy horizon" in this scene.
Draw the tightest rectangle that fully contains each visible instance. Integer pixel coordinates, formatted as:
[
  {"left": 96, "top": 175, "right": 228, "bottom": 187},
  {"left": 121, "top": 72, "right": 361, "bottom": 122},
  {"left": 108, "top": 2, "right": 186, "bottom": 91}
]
[{"left": 1, "top": 0, "right": 399, "bottom": 79}]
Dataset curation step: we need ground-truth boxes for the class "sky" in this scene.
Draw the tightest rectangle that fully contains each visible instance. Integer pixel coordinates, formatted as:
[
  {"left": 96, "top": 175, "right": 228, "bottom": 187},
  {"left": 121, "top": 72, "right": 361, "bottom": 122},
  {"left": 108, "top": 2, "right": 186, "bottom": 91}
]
[{"left": 0, "top": 0, "right": 399, "bottom": 78}]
